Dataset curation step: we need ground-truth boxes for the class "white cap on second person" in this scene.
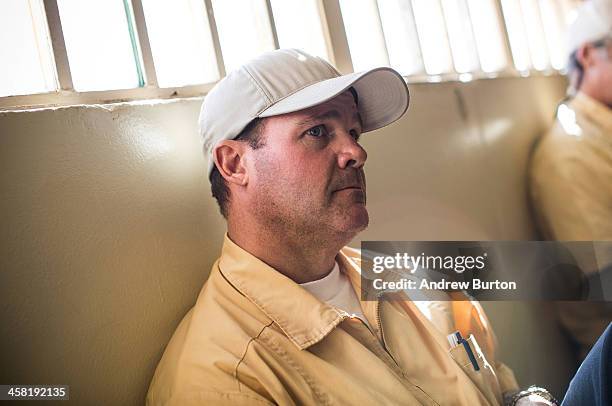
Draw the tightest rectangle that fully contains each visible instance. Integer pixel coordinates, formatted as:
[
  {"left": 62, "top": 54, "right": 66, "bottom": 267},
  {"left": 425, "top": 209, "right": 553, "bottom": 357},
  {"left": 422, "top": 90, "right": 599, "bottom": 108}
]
[
  {"left": 198, "top": 49, "right": 410, "bottom": 178},
  {"left": 566, "top": 0, "right": 612, "bottom": 57}
]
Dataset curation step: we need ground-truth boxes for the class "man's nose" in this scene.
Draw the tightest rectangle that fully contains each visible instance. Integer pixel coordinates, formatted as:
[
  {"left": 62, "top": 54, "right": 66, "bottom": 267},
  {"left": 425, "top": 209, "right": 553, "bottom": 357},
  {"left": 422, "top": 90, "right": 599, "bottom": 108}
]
[{"left": 336, "top": 131, "right": 367, "bottom": 169}]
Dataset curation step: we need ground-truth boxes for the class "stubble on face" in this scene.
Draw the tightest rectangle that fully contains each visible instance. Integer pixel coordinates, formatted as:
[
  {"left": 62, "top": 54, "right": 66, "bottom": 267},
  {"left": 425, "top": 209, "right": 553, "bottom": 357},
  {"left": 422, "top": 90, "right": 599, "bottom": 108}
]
[{"left": 247, "top": 93, "right": 369, "bottom": 243}]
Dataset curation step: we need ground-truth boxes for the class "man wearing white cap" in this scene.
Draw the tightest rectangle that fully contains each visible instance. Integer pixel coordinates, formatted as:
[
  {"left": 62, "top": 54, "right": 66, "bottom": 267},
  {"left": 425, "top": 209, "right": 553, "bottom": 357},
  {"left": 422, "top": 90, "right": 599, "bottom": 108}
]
[
  {"left": 529, "top": 0, "right": 612, "bottom": 363},
  {"left": 146, "top": 49, "right": 559, "bottom": 405}
]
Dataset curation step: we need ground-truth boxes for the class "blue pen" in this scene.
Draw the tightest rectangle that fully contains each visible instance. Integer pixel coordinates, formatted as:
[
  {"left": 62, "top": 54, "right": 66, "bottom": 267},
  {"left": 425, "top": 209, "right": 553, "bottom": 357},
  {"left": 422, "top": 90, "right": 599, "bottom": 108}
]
[{"left": 454, "top": 331, "right": 480, "bottom": 371}]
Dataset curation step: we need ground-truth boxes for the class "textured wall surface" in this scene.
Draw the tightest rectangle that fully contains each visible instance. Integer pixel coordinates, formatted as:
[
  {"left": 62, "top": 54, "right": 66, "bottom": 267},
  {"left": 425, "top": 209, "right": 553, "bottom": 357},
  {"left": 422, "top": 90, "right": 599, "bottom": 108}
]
[{"left": 1, "top": 75, "right": 572, "bottom": 405}]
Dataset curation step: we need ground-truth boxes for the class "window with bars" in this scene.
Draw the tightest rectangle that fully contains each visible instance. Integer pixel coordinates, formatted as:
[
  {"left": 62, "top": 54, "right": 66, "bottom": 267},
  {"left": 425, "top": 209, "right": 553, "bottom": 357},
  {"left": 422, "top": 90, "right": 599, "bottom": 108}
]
[{"left": 0, "top": 0, "right": 581, "bottom": 109}]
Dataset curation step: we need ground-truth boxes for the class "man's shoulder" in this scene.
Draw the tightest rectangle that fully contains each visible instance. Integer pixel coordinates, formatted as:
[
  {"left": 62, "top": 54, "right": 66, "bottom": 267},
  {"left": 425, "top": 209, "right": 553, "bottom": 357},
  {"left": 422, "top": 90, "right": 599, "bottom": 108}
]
[
  {"left": 539, "top": 120, "right": 582, "bottom": 151},
  {"left": 532, "top": 113, "right": 608, "bottom": 184},
  {"left": 147, "top": 267, "right": 274, "bottom": 404},
  {"left": 185, "top": 266, "right": 275, "bottom": 346},
  {"left": 532, "top": 117, "right": 590, "bottom": 176}
]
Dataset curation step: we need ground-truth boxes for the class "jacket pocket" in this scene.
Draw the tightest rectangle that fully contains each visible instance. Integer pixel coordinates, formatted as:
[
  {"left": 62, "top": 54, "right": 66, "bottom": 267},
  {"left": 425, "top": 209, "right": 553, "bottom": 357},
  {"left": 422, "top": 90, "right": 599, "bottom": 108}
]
[{"left": 448, "top": 335, "right": 503, "bottom": 406}]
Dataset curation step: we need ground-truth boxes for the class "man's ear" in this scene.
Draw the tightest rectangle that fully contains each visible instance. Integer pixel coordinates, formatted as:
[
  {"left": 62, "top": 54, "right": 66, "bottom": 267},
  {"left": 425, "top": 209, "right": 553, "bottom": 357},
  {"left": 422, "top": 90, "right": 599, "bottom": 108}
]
[
  {"left": 576, "top": 43, "right": 596, "bottom": 69},
  {"left": 213, "top": 140, "right": 249, "bottom": 186}
]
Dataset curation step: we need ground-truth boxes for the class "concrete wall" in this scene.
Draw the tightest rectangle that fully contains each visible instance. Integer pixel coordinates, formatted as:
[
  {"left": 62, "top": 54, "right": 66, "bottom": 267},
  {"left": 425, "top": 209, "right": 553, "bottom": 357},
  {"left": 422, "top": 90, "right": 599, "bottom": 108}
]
[{"left": 0, "top": 75, "right": 572, "bottom": 405}]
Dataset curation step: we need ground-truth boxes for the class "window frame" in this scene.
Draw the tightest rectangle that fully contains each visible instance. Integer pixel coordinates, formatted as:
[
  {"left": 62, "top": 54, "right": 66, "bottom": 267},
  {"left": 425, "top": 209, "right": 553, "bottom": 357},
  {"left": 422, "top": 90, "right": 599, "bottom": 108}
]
[{"left": 0, "top": 0, "right": 566, "bottom": 111}]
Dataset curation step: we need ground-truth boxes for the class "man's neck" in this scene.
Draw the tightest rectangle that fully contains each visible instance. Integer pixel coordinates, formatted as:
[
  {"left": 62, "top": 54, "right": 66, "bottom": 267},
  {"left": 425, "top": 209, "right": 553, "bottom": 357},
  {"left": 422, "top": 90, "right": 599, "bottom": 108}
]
[
  {"left": 578, "top": 85, "right": 612, "bottom": 110},
  {"left": 227, "top": 219, "right": 350, "bottom": 284}
]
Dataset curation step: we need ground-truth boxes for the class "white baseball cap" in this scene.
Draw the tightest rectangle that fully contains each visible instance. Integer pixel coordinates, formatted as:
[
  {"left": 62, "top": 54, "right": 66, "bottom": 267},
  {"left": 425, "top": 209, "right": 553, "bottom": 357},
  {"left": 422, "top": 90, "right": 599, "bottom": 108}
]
[
  {"left": 199, "top": 48, "right": 409, "bottom": 177},
  {"left": 566, "top": 0, "right": 612, "bottom": 58}
]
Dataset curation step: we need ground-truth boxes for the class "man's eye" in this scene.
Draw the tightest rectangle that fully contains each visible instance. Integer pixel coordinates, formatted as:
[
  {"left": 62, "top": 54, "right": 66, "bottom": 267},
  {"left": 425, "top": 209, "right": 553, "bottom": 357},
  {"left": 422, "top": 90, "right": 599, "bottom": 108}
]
[
  {"left": 305, "top": 125, "right": 327, "bottom": 137},
  {"left": 350, "top": 129, "right": 361, "bottom": 141}
]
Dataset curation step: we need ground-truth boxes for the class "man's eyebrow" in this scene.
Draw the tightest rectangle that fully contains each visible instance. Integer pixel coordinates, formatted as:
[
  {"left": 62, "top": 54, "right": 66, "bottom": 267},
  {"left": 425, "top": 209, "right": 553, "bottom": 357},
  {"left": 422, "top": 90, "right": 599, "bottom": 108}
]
[{"left": 297, "top": 109, "right": 364, "bottom": 130}]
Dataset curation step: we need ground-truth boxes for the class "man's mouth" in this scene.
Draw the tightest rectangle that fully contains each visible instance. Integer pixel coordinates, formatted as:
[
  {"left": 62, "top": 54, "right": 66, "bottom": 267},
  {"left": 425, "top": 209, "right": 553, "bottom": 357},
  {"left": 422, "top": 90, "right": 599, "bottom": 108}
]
[{"left": 334, "top": 185, "right": 362, "bottom": 192}]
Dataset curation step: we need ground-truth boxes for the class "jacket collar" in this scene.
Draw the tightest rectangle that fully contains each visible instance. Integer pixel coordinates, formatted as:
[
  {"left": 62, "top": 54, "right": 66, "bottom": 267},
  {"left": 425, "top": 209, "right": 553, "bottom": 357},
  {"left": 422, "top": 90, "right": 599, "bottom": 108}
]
[
  {"left": 218, "top": 234, "right": 365, "bottom": 350},
  {"left": 572, "top": 92, "right": 612, "bottom": 132}
]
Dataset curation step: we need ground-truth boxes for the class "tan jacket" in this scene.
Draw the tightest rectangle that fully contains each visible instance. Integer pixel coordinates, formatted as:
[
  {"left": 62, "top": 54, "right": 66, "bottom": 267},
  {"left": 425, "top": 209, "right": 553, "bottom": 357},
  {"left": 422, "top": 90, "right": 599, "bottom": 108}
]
[
  {"left": 530, "top": 92, "right": 612, "bottom": 241},
  {"left": 530, "top": 93, "right": 612, "bottom": 360},
  {"left": 147, "top": 236, "right": 518, "bottom": 405}
]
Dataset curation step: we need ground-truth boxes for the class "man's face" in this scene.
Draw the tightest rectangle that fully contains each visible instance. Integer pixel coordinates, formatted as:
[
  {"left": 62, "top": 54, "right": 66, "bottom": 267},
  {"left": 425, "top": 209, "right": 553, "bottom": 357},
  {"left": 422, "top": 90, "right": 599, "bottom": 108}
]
[
  {"left": 245, "top": 90, "right": 368, "bottom": 240},
  {"left": 585, "top": 37, "right": 612, "bottom": 107}
]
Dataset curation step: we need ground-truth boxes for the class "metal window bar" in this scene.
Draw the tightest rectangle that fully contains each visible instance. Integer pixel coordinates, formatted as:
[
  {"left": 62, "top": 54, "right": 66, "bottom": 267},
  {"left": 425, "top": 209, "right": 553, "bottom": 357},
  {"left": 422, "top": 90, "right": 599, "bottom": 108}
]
[
  {"left": 461, "top": 0, "right": 486, "bottom": 74},
  {"left": 405, "top": 0, "right": 428, "bottom": 76},
  {"left": 494, "top": 0, "right": 517, "bottom": 75},
  {"left": 123, "top": 0, "right": 146, "bottom": 87},
  {"left": 318, "top": 0, "right": 354, "bottom": 74},
  {"left": 499, "top": 0, "right": 533, "bottom": 72},
  {"left": 264, "top": 0, "right": 280, "bottom": 50},
  {"left": 128, "top": 0, "right": 158, "bottom": 87},
  {"left": 42, "top": 0, "right": 73, "bottom": 91},
  {"left": 409, "top": 0, "right": 455, "bottom": 76},
  {"left": 546, "top": 0, "right": 569, "bottom": 72},
  {"left": 372, "top": 0, "right": 391, "bottom": 67},
  {"left": 203, "top": 0, "right": 226, "bottom": 78},
  {"left": 532, "top": 0, "right": 553, "bottom": 72},
  {"left": 0, "top": 82, "right": 217, "bottom": 110},
  {"left": 438, "top": 0, "right": 458, "bottom": 75},
  {"left": 517, "top": 0, "right": 535, "bottom": 71}
]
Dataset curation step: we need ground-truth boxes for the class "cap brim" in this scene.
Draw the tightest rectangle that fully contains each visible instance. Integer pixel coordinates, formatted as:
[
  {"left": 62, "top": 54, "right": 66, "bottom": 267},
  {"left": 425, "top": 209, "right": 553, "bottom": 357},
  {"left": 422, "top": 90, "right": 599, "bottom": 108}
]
[{"left": 258, "top": 67, "right": 409, "bottom": 132}]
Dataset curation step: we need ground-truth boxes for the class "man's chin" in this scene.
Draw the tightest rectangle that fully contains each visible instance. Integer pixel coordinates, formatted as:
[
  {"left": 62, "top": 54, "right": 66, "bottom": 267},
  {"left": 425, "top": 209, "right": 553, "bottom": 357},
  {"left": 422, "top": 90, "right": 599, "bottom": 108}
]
[{"left": 336, "top": 205, "right": 369, "bottom": 234}]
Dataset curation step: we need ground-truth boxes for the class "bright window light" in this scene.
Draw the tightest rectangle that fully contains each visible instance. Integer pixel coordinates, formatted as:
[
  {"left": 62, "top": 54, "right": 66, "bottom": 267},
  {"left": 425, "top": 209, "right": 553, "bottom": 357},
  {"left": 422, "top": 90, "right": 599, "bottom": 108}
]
[
  {"left": 520, "top": 0, "right": 550, "bottom": 71},
  {"left": 0, "top": 0, "right": 57, "bottom": 97},
  {"left": 339, "top": 0, "right": 389, "bottom": 72},
  {"left": 521, "top": 0, "right": 550, "bottom": 70},
  {"left": 441, "top": 0, "right": 479, "bottom": 73},
  {"left": 377, "top": 0, "right": 424, "bottom": 76},
  {"left": 538, "top": 0, "right": 567, "bottom": 70},
  {"left": 559, "top": 0, "right": 580, "bottom": 26},
  {"left": 467, "top": 0, "right": 509, "bottom": 72},
  {"left": 141, "top": 0, "right": 219, "bottom": 87},
  {"left": 411, "top": 0, "right": 453, "bottom": 75},
  {"left": 501, "top": 0, "right": 532, "bottom": 71},
  {"left": 57, "top": 0, "right": 141, "bottom": 91},
  {"left": 270, "top": 0, "right": 329, "bottom": 61},
  {"left": 211, "top": 0, "right": 275, "bottom": 74}
]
